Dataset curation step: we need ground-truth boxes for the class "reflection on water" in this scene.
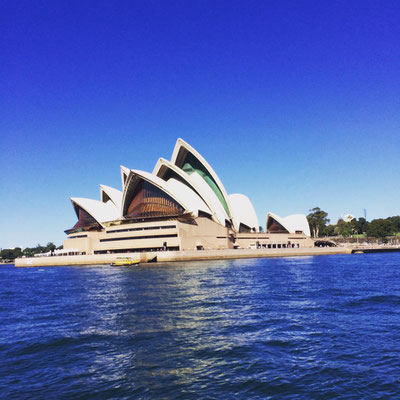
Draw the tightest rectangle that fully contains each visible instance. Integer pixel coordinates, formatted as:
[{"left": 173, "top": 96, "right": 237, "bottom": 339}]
[{"left": 1, "top": 254, "right": 400, "bottom": 398}]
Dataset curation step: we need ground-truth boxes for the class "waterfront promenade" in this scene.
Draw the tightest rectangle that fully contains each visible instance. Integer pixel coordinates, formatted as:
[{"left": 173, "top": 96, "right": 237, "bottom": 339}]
[{"left": 15, "top": 247, "right": 351, "bottom": 267}]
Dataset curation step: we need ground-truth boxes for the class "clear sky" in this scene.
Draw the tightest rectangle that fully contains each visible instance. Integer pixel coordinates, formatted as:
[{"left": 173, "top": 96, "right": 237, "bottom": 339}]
[{"left": 1, "top": 0, "right": 399, "bottom": 249}]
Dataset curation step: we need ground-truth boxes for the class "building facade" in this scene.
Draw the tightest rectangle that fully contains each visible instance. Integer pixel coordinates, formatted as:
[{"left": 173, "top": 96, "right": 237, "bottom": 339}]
[{"left": 64, "top": 139, "right": 314, "bottom": 254}]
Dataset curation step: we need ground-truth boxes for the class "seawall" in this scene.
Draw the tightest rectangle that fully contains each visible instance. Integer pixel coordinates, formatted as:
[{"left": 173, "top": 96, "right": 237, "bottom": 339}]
[{"left": 15, "top": 247, "right": 352, "bottom": 267}]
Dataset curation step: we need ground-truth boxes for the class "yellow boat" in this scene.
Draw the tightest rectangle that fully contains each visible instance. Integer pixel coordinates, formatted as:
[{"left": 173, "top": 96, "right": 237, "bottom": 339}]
[{"left": 111, "top": 256, "right": 140, "bottom": 266}]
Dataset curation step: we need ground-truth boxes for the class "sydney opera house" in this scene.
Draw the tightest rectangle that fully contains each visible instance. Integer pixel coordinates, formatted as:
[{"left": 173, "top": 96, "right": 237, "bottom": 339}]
[{"left": 64, "top": 139, "right": 313, "bottom": 254}]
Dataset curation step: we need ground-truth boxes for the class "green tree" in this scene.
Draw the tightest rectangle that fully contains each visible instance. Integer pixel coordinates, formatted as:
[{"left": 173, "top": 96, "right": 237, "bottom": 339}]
[
  {"left": 1, "top": 248, "right": 22, "bottom": 260},
  {"left": 45, "top": 242, "right": 56, "bottom": 252},
  {"left": 23, "top": 247, "right": 35, "bottom": 257},
  {"left": 1, "top": 243, "right": 61, "bottom": 260},
  {"left": 1, "top": 249, "right": 14, "bottom": 260},
  {"left": 387, "top": 216, "right": 400, "bottom": 233},
  {"left": 351, "top": 217, "right": 369, "bottom": 235},
  {"left": 366, "top": 219, "right": 393, "bottom": 238},
  {"left": 307, "top": 207, "right": 330, "bottom": 237},
  {"left": 335, "top": 219, "right": 352, "bottom": 237},
  {"left": 324, "top": 224, "right": 336, "bottom": 236},
  {"left": 34, "top": 244, "right": 45, "bottom": 254}
]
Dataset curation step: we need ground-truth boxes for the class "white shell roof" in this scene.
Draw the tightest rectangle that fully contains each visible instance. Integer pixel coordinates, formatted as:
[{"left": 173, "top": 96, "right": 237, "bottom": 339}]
[
  {"left": 153, "top": 158, "right": 228, "bottom": 225},
  {"left": 120, "top": 165, "right": 130, "bottom": 189},
  {"left": 122, "top": 169, "right": 213, "bottom": 218},
  {"left": 229, "top": 193, "right": 259, "bottom": 232},
  {"left": 266, "top": 212, "right": 311, "bottom": 236},
  {"left": 71, "top": 197, "right": 121, "bottom": 227},
  {"left": 167, "top": 178, "right": 212, "bottom": 217},
  {"left": 100, "top": 185, "right": 122, "bottom": 212},
  {"left": 187, "top": 169, "right": 231, "bottom": 225},
  {"left": 67, "top": 138, "right": 312, "bottom": 237},
  {"left": 170, "top": 138, "right": 235, "bottom": 225}
]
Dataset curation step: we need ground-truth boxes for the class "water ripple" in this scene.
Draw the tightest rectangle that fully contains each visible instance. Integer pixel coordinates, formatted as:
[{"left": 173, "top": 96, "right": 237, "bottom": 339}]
[{"left": 1, "top": 254, "right": 400, "bottom": 398}]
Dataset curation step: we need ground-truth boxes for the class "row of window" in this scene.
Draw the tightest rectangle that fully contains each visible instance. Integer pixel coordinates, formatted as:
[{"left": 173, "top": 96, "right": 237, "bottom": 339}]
[
  {"left": 238, "top": 236, "right": 270, "bottom": 240},
  {"left": 106, "top": 225, "right": 177, "bottom": 234},
  {"left": 94, "top": 246, "right": 180, "bottom": 254},
  {"left": 68, "top": 234, "right": 88, "bottom": 239},
  {"left": 100, "top": 234, "right": 178, "bottom": 243},
  {"left": 253, "top": 243, "right": 301, "bottom": 249}
]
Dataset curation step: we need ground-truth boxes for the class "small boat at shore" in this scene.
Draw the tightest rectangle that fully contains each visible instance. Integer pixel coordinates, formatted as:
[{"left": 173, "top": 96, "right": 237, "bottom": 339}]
[{"left": 111, "top": 256, "right": 140, "bottom": 267}]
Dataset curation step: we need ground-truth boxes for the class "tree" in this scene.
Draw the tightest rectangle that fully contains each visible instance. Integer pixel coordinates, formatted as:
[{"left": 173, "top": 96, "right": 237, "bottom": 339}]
[
  {"left": 23, "top": 247, "right": 34, "bottom": 257},
  {"left": 366, "top": 219, "right": 393, "bottom": 238},
  {"left": 324, "top": 224, "right": 336, "bottom": 236},
  {"left": 387, "top": 216, "right": 400, "bottom": 233},
  {"left": 45, "top": 242, "right": 56, "bottom": 252},
  {"left": 259, "top": 226, "right": 264, "bottom": 233},
  {"left": 335, "top": 218, "right": 352, "bottom": 237},
  {"left": 307, "top": 207, "right": 330, "bottom": 237},
  {"left": 351, "top": 217, "right": 369, "bottom": 235},
  {"left": 1, "top": 248, "right": 22, "bottom": 260},
  {"left": 1, "top": 243, "right": 62, "bottom": 261},
  {"left": 1, "top": 249, "right": 15, "bottom": 260}
]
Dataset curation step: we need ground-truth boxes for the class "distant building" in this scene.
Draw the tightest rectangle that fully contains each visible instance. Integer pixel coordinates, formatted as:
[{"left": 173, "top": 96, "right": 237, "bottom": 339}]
[
  {"left": 64, "top": 139, "right": 313, "bottom": 254},
  {"left": 344, "top": 214, "right": 355, "bottom": 223}
]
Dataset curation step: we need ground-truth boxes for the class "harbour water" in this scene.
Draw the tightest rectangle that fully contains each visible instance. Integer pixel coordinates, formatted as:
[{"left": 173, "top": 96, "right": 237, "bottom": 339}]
[{"left": 1, "top": 253, "right": 400, "bottom": 399}]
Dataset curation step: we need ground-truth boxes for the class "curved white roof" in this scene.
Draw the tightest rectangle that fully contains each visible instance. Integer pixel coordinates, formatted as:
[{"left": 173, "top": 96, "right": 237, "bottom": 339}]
[
  {"left": 266, "top": 212, "right": 311, "bottom": 236},
  {"left": 71, "top": 197, "right": 120, "bottom": 227},
  {"left": 120, "top": 165, "right": 130, "bottom": 189},
  {"left": 170, "top": 138, "right": 235, "bottom": 225},
  {"left": 122, "top": 169, "right": 212, "bottom": 218},
  {"left": 167, "top": 178, "right": 212, "bottom": 217},
  {"left": 188, "top": 171, "right": 231, "bottom": 224},
  {"left": 100, "top": 185, "right": 122, "bottom": 212},
  {"left": 153, "top": 158, "right": 228, "bottom": 225},
  {"left": 229, "top": 193, "right": 259, "bottom": 232}
]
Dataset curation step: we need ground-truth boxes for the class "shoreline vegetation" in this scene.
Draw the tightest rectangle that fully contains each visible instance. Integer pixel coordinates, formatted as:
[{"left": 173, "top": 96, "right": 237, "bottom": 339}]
[
  {"left": 306, "top": 208, "right": 400, "bottom": 241},
  {"left": 0, "top": 243, "right": 62, "bottom": 264}
]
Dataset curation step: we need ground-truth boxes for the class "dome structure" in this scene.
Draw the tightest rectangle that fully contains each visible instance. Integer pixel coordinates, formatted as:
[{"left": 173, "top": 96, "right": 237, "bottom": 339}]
[
  {"left": 63, "top": 138, "right": 315, "bottom": 255},
  {"left": 170, "top": 138, "right": 236, "bottom": 228},
  {"left": 100, "top": 185, "right": 122, "bottom": 211},
  {"left": 153, "top": 157, "right": 228, "bottom": 226},
  {"left": 120, "top": 165, "right": 130, "bottom": 189},
  {"left": 266, "top": 212, "right": 311, "bottom": 236},
  {"left": 70, "top": 197, "right": 120, "bottom": 230},
  {"left": 229, "top": 193, "right": 259, "bottom": 232},
  {"left": 67, "top": 138, "right": 309, "bottom": 242}
]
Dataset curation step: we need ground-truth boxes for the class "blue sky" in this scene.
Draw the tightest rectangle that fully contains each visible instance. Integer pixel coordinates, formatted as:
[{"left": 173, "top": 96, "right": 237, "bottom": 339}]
[{"left": 1, "top": 0, "right": 399, "bottom": 248}]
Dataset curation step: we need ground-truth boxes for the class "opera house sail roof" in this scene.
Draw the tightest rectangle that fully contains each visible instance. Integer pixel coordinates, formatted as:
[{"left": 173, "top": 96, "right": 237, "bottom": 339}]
[
  {"left": 122, "top": 169, "right": 211, "bottom": 220},
  {"left": 65, "top": 138, "right": 311, "bottom": 241},
  {"left": 170, "top": 139, "right": 235, "bottom": 223},
  {"left": 266, "top": 213, "right": 311, "bottom": 237},
  {"left": 153, "top": 158, "right": 227, "bottom": 226}
]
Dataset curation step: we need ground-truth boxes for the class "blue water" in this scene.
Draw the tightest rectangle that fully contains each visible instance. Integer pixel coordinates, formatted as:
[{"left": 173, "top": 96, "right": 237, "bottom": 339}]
[{"left": 1, "top": 253, "right": 400, "bottom": 399}]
